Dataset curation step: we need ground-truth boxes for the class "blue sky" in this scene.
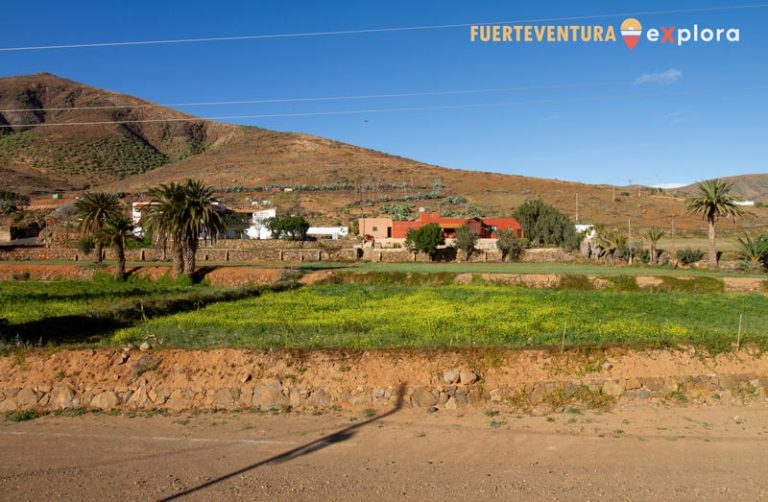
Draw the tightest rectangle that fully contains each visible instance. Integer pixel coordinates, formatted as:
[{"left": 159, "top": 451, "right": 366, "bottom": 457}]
[{"left": 1, "top": 0, "right": 766, "bottom": 185}]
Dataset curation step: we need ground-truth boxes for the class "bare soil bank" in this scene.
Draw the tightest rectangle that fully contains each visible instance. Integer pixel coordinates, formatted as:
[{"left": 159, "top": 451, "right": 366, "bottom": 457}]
[{"left": 1, "top": 348, "right": 767, "bottom": 414}]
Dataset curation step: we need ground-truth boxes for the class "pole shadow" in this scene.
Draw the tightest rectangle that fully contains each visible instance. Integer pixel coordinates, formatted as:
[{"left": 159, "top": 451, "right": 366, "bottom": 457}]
[{"left": 157, "top": 384, "right": 406, "bottom": 502}]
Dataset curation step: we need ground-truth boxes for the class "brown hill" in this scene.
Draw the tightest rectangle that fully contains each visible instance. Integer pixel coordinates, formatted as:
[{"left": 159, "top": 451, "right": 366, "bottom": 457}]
[
  {"left": 675, "top": 174, "right": 768, "bottom": 202},
  {"left": 3, "top": 73, "right": 766, "bottom": 233},
  {"left": 0, "top": 73, "right": 235, "bottom": 193}
]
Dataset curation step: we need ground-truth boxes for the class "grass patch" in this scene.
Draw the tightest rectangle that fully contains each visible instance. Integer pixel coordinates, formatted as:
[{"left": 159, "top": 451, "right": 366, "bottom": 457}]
[
  {"left": 558, "top": 274, "right": 594, "bottom": 291},
  {"left": 0, "top": 276, "right": 297, "bottom": 346},
  {"left": 651, "top": 277, "right": 725, "bottom": 294},
  {"left": 5, "top": 409, "right": 38, "bottom": 422},
  {"left": 110, "top": 283, "right": 768, "bottom": 350}
]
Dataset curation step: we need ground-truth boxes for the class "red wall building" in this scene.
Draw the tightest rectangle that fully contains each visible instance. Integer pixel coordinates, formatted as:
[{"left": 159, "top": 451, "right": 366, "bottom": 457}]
[{"left": 391, "top": 212, "right": 521, "bottom": 239}]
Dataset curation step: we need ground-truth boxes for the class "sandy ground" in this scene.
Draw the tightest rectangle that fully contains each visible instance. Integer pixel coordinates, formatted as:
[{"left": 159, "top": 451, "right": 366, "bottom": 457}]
[{"left": 2, "top": 402, "right": 768, "bottom": 501}]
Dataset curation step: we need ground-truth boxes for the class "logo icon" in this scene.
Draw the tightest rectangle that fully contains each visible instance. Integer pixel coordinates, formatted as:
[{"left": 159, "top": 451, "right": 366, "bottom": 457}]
[{"left": 621, "top": 18, "right": 642, "bottom": 49}]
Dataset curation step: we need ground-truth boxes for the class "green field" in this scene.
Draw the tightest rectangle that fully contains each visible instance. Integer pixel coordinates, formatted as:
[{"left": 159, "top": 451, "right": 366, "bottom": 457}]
[
  {"left": 348, "top": 261, "right": 767, "bottom": 278},
  {"left": 0, "top": 276, "right": 284, "bottom": 346},
  {"left": 0, "top": 276, "right": 206, "bottom": 325},
  {"left": 112, "top": 283, "right": 768, "bottom": 352}
]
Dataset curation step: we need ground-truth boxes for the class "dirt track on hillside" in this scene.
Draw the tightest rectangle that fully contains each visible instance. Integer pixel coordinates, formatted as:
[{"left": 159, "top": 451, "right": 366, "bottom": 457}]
[{"left": 1, "top": 403, "right": 767, "bottom": 501}]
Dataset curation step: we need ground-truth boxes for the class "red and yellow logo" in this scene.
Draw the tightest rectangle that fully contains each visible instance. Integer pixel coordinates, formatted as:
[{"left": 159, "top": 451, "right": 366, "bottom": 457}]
[{"left": 621, "top": 18, "right": 642, "bottom": 50}]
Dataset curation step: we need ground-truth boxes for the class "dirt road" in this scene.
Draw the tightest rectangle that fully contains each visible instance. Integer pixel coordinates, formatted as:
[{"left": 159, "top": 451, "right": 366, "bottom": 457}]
[{"left": 2, "top": 403, "right": 768, "bottom": 501}]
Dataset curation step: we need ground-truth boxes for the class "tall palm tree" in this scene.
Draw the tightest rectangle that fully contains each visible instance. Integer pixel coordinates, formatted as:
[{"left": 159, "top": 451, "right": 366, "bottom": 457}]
[
  {"left": 98, "top": 213, "right": 134, "bottom": 281},
  {"left": 641, "top": 227, "right": 666, "bottom": 265},
  {"left": 142, "top": 180, "right": 224, "bottom": 278},
  {"left": 142, "top": 182, "right": 187, "bottom": 277},
  {"left": 179, "top": 180, "right": 225, "bottom": 276},
  {"left": 73, "top": 192, "right": 121, "bottom": 263},
  {"left": 686, "top": 179, "right": 744, "bottom": 268}
]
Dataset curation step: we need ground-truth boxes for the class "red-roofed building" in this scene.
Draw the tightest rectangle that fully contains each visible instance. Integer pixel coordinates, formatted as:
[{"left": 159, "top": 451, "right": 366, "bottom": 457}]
[{"left": 390, "top": 212, "right": 521, "bottom": 239}]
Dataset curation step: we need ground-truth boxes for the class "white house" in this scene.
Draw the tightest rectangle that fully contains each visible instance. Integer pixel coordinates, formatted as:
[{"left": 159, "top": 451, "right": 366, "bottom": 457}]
[
  {"left": 245, "top": 209, "right": 276, "bottom": 239},
  {"left": 131, "top": 202, "right": 158, "bottom": 237},
  {"left": 307, "top": 226, "right": 349, "bottom": 240},
  {"left": 734, "top": 200, "right": 755, "bottom": 207}
]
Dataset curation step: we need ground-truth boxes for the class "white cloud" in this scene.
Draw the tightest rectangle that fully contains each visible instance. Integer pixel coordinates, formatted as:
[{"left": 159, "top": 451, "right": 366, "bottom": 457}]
[
  {"left": 634, "top": 68, "right": 683, "bottom": 85},
  {"left": 650, "top": 182, "right": 688, "bottom": 189}
]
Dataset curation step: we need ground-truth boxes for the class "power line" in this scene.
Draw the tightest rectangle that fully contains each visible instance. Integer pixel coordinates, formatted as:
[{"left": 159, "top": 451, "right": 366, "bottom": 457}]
[
  {"left": 1, "top": 86, "right": 765, "bottom": 128},
  {"left": 0, "top": 3, "right": 766, "bottom": 52},
  {"left": 0, "top": 80, "right": 631, "bottom": 113}
]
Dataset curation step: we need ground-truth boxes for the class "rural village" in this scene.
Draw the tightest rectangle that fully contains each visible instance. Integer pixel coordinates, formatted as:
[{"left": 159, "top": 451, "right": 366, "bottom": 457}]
[{"left": 2, "top": 3, "right": 768, "bottom": 501}]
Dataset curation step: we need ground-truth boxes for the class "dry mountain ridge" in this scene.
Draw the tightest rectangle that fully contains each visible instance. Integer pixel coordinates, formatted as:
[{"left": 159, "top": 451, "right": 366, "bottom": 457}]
[{"left": 1, "top": 73, "right": 766, "bottom": 231}]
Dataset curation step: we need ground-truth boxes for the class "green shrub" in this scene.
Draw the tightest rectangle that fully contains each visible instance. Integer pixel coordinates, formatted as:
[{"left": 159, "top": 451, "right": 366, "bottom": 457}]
[
  {"left": 558, "top": 274, "right": 594, "bottom": 291},
  {"left": 6, "top": 410, "right": 38, "bottom": 422},
  {"left": 676, "top": 247, "right": 704, "bottom": 265},
  {"left": 454, "top": 225, "right": 477, "bottom": 261},
  {"left": 405, "top": 223, "right": 445, "bottom": 259},
  {"left": 514, "top": 199, "right": 579, "bottom": 251},
  {"left": 76, "top": 236, "right": 95, "bottom": 255},
  {"left": 606, "top": 275, "right": 640, "bottom": 291},
  {"left": 496, "top": 230, "right": 524, "bottom": 261},
  {"left": 653, "top": 276, "right": 724, "bottom": 294}
]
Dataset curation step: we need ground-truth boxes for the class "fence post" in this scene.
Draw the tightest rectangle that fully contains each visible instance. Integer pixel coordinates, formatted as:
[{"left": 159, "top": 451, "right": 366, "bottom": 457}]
[
  {"left": 736, "top": 314, "right": 743, "bottom": 352},
  {"left": 561, "top": 322, "right": 567, "bottom": 353}
]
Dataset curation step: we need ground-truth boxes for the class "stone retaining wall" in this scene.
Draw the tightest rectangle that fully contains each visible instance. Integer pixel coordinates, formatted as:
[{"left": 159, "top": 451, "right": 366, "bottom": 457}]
[
  {"left": 0, "top": 246, "right": 360, "bottom": 263},
  {"left": 1, "top": 348, "right": 766, "bottom": 414}
]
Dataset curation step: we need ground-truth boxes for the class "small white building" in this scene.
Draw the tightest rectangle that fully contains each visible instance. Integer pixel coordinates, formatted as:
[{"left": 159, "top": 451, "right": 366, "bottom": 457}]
[
  {"left": 575, "top": 224, "right": 595, "bottom": 234},
  {"left": 245, "top": 209, "right": 276, "bottom": 239},
  {"left": 734, "top": 200, "right": 755, "bottom": 207},
  {"left": 307, "top": 226, "right": 349, "bottom": 240},
  {"left": 131, "top": 202, "right": 158, "bottom": 237}
]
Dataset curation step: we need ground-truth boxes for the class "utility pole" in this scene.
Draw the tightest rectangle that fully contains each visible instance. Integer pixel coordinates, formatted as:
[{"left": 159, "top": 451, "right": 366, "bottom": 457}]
[
  {"left": 612, "top": 186, "right": 616, "bottom": 202},
  {"left": 671, "top": 215, "right": 676, "bottom": 260},
  {"left": 575, "top": 193, "right": 580, "bottom": 223},
  {"left": 628, "top": 218, "right": 633, "bottom": 265}
]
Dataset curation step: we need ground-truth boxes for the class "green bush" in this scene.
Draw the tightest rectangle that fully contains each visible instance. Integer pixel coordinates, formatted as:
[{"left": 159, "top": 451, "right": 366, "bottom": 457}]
[
  {"left": 454, "top": 225, "right": 477, "bottom": 261},
  {"left": 266, "top": 215, "right": 310, "bottom": 241},
  {"left": 76, "top": 236, "right": 95, "bottom": 255},
  {"left": 606, "top": 275, "right": 640, "bottom": 291},
  {"left": 405, "top": 223, "right": 445, "bottom": 259},
  {"left": 558, "top": 274, "right": 594, "bottom": 291},
  {"left": 496, "top": 229, "right": 524, "bottom": 261},
  {"left": 676, "top": 248, "right": 704, "bottom": 265},
  {"left": 513, "top": 199, "right": 579, "bottom": 251}
]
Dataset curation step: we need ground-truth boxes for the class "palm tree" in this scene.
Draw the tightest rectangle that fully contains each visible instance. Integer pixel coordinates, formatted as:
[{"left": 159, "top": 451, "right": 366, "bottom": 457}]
[
  {"left": 179, "top": 180, "right": 225, "bottom": 276},
  {"left": 596, "top": 228, "right": 627, "bottom": 265},
  {"left": 73, "top": 192, "right": 121, "bottom": 263},
  {"left": 142, "top": 180, "right": 224, "bottom": 278},
  {"left": 142, "top": 182, "right": 187, "bottom": 277},
  {"left": 641, "top": 227, "right": 666, "bottom": 265},
  {"left": 98, "top": 213, "right": 134, "bottom": 280},
  {"left": 735, "top": 233, "right": 768, "bottom": 271},
  {"left": 686, "top": 179, "right": 744, "bottom": 268}
]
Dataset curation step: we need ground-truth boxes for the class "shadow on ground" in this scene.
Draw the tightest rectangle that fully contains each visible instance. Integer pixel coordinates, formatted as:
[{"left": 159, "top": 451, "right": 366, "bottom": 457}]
[{"left": 156, "top": 384, "right": 407, "bottom": 502}]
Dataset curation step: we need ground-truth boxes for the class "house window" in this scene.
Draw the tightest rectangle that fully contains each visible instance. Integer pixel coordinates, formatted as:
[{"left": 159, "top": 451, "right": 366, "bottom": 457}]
[{"left": 372, "top": 226, "right": 378, "bottom": 231}]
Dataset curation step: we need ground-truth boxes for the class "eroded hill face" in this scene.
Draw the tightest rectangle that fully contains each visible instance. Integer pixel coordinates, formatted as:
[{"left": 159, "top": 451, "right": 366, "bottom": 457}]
[{"left": 0, "top": 73, "right": 235, "bottom": 193}]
